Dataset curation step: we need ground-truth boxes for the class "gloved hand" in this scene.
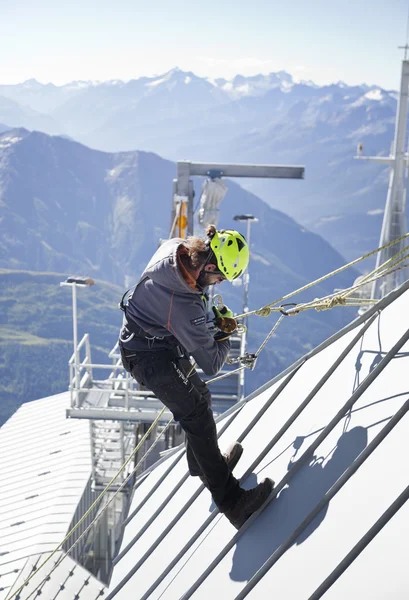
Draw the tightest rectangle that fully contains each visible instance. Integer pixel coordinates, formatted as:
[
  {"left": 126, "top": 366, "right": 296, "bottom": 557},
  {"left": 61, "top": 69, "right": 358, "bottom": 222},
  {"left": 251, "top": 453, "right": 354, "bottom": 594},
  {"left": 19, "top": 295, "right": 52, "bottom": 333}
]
[
  {"left": 212, "top": 304, "right": 234, "bottom": 320},
  {"left": 214, "top": 329, "right": 233, "bottom": 342},
  {"left": 212, "top": 302, "right": 237, "bottom": 337}
]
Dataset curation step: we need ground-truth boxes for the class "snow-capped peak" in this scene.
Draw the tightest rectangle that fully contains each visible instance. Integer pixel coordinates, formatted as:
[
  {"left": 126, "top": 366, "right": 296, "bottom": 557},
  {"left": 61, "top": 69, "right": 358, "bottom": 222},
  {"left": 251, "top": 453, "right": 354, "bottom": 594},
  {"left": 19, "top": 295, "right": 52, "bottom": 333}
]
[
  {"left": 0, "top": 133, "right": 23, "bottom": 149},
  {"left": 212, "top": 72, "right": 295, "bottom": 98},
  {"left": 364, "top": 88, "right": 384, "bottom": 101},
  {"left": 145, "top": 68, "right": 199, "bottom": 89}
]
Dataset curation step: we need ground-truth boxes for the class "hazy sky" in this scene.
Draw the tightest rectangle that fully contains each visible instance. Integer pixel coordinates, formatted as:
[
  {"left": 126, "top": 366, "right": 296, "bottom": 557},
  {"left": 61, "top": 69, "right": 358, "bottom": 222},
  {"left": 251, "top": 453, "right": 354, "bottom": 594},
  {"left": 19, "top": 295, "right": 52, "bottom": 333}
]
[{"left": 2, "top": 0, "right": 409, "bottom": 89}]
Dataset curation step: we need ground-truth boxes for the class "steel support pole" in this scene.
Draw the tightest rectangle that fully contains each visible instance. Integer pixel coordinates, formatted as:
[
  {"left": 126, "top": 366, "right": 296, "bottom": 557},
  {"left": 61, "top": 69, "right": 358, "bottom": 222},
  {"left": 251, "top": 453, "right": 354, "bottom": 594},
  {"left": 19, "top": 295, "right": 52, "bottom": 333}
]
[
  {"left": 72, "top": 282, "right": 80, "bottom": 404},
  {"left": 239, "top": 219, "right": 251, "bottom": 399},
  {"left": 370, "top": 59, "right": 409, "bottom": 298}
]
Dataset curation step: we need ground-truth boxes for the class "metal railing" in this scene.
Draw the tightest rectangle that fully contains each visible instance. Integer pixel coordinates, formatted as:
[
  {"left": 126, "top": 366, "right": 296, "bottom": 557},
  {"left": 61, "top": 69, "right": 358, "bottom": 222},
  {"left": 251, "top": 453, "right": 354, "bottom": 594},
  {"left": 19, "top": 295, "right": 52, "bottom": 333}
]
[
  {"left": 68, "top": 336, "right": 241, "bottom": 421},
  {"left": 68, "top": 333, "right": 93, "bottom": 406},
  {"left": 68, "top": 335, "right": 158, "bottom": 412}
]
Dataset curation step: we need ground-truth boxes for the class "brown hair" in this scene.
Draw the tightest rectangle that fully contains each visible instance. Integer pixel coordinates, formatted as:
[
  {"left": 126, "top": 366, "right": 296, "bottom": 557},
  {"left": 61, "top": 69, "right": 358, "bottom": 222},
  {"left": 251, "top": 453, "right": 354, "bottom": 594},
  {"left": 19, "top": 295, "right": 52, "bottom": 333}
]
[{"left": 182, "top": 224, "right": 217, "bottom": 270}]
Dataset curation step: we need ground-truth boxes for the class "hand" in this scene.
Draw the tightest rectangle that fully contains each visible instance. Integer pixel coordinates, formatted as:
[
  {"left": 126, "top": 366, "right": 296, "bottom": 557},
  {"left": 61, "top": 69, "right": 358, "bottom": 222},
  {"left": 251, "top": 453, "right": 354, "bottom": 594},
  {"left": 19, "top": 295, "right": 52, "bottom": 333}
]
[
  {"left": 212, "top": 304, "right": 234, "bottom": 320},
  {"left": 214, "top": 330, "right": 233, "bottom": 342}
]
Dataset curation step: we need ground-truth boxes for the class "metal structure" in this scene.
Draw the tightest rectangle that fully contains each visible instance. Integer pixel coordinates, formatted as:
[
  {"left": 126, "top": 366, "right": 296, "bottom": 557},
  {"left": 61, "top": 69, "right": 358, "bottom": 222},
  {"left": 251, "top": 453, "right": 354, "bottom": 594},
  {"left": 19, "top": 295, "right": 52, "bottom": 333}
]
[
  {"left": 171, "top": 160, "right": 304, "bottom": 236},
  {"left": 66, "top": 336, "right": 245, "bottom": 421},
  {"left": 0, "top": 391, "right": 110, "bottom": 595},
  {"left": 171, "top": 160, "right": 304, "bottom": 400},
  {"left": 60, "top": 276, "right": 95, "bottom": 404},
  {"left": 356, "top": 53, "right": 409, "bottom": 299},
  {"left": 234, "top": 214, "right": 259, "bottom": 399}
]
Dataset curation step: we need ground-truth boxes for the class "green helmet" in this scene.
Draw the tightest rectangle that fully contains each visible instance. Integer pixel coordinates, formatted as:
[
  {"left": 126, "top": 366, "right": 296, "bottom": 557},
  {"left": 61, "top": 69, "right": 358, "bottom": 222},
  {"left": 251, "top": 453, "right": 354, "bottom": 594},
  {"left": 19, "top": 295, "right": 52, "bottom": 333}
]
[{"left": 209, "top": 229, "right": 249, "bottom": 281}]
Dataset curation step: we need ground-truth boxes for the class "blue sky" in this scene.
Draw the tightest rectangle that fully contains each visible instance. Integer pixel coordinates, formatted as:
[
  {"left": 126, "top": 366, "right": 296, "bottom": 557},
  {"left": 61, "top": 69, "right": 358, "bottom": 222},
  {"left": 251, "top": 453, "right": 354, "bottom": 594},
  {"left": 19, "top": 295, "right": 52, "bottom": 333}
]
[{"left": 2, "top": 0, "right": 409, "bottom": 89}]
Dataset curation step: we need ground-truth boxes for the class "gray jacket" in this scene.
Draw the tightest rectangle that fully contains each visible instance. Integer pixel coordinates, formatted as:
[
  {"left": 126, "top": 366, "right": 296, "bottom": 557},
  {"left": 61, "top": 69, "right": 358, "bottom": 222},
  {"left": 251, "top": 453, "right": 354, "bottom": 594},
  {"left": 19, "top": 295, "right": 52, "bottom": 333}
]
[{"left": 120, "top": 238, "right": 231, "bottom": 376}]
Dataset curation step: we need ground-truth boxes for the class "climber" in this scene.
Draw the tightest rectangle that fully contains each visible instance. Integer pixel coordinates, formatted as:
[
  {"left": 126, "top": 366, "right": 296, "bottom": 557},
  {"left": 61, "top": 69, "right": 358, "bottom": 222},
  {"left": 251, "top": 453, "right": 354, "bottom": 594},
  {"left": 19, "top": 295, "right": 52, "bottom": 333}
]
[{"left": 118, "top": 224, "right": 273, "bottom": 529}]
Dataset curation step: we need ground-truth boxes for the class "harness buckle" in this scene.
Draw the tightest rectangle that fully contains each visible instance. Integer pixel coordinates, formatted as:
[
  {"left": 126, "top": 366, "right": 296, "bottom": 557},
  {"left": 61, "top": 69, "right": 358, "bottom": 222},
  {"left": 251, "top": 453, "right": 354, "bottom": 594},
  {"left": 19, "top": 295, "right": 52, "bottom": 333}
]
[{"left": 174, "top": 346, "right": 184, "bottom": 358}]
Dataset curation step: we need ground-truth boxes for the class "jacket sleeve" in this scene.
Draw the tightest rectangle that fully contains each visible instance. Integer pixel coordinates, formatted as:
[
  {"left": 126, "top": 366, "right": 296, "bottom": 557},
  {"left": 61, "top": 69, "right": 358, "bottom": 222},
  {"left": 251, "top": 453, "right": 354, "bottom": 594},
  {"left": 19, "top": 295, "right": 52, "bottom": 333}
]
[
  {"left": 167, "top": 295, "right": 231, "bottom": 375},
  {"left": 191, "top": 337, "right": 231, "bottom": 376}
]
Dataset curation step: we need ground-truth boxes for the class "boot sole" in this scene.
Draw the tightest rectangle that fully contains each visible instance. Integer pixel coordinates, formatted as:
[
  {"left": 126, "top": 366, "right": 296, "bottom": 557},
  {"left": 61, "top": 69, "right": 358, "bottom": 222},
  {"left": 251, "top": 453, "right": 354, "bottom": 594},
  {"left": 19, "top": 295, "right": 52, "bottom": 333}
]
[{"left": 225, "top": 442, "right": 244, "bottom": 472}]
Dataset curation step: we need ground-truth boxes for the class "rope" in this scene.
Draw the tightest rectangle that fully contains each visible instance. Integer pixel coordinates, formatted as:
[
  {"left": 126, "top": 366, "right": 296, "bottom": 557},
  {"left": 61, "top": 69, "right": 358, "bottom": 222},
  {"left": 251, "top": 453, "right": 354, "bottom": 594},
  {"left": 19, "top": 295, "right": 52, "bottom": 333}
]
[
  {"left": 235, "top": 232, "right": 409, "bottom": 320},
  {"left": 250, "top": 249, "right": 409, "bottom": 318},
  {"left": 255, "top": 314, "right": 285, "bottom": 356},
  {"left": 224, "top": 236, "right": 409, "bottom": 371}
]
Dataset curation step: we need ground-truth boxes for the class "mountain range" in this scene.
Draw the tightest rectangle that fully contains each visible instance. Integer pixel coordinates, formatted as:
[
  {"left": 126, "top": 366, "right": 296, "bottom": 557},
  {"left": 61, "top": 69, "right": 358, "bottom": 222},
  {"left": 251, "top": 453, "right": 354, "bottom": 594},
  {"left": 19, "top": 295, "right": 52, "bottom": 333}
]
[
  {"left": 0, "top": 127, "right": 356, "bottom": 292},
  {"left": 0, "top": 68, "right": 399, "bottom": 264}
]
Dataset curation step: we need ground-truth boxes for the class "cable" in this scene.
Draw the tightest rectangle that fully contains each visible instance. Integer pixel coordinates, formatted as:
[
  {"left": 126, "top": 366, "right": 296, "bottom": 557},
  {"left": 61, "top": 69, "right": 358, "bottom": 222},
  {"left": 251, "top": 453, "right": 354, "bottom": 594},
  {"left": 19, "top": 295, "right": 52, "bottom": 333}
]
[{"left": 235, "top": 232, "right": 409, "bottom": 320}]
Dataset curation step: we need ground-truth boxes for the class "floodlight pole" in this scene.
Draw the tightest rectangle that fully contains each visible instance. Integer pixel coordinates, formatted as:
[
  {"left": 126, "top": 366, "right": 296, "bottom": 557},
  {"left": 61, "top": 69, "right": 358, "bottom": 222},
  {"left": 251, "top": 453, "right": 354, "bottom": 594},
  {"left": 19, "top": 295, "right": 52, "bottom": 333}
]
[
  {"left": 234, "top": 215, "right": 259, "bottom": 399},
  {"left": 60, "top": 277, "right": 94, "bottom": 403},
  {"left": 72, "top": 283, "right": 79, "bottom": 391}
]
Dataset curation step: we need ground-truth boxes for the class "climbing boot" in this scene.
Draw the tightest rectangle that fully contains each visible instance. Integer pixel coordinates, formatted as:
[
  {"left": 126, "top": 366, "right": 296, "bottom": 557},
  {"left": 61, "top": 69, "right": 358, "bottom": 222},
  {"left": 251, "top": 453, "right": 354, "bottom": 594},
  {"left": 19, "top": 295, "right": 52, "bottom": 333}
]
[
  {"left": 224, "top": 478, "right": 274, "bottom": 530},
  {"left": 223, "top": 441, "right": 243, "bottom": 472},
  {"left": 199, "top": 441, "right": 243, "bottom": 486}
]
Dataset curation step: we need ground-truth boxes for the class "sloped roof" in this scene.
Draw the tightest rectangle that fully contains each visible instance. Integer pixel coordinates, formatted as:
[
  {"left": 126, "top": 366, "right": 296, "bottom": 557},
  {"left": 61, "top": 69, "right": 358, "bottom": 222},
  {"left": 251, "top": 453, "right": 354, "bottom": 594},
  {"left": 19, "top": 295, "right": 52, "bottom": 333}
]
[
  {"left": 107, "top": 280, "right": 409, "bottom": 599},
  {"left": 4, "top": 552, "right": 105, "bottom": 599},
  {"left": 0, "top": 392, "right": 106, "bottom": 599}
]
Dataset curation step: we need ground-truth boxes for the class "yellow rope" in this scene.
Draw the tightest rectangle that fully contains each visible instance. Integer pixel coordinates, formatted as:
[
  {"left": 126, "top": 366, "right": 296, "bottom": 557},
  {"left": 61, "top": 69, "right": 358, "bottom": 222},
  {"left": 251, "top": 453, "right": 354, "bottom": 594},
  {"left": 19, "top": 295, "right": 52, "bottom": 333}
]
[{"left": 356, "top": 244, "right": 409, "bottom": 286}]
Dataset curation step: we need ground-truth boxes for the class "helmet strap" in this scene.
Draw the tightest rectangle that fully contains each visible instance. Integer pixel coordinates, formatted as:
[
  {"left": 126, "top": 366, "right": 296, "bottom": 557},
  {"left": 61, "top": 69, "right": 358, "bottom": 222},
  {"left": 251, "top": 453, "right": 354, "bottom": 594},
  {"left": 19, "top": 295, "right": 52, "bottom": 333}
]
[{"left": 197, "top": 245, "right": 223, "bottom": 288}]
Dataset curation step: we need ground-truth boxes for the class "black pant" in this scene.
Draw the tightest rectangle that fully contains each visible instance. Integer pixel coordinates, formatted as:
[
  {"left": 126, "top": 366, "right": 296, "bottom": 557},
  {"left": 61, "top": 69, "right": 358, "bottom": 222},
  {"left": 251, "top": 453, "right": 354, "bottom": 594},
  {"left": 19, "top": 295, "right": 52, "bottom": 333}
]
[{"left": 120, "top": 346, "right": 241, "bottom": 511}]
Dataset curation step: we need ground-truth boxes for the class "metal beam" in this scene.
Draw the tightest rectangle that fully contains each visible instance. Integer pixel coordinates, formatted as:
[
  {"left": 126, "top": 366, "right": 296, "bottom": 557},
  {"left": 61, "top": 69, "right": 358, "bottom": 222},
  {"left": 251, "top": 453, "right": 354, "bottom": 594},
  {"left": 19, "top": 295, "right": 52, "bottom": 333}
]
[
  {"left": 180, "top": 322, "right": 409, "bottom": 600},
  {"left": 178, "top": 160, "right": 304, "bottom": 180},
  {"left": 67, "top": 407, "right": 173, "bottom": 423}
]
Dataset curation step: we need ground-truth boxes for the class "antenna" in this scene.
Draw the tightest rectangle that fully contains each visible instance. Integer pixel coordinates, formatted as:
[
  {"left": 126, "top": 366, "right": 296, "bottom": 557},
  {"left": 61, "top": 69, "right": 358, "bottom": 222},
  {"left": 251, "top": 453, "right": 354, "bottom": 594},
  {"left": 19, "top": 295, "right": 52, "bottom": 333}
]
[
  {"left": 398, "top": 43, "right": 409, "bottom": 59},
  {"left": 355, "top": 45, "right": 409, "bottom": 302},
  {"left": 358, "top": 54, "right": 409, "bottom": 300},
  {"left": 398, "top": 2, "right": 409, "bottom": 58}
]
